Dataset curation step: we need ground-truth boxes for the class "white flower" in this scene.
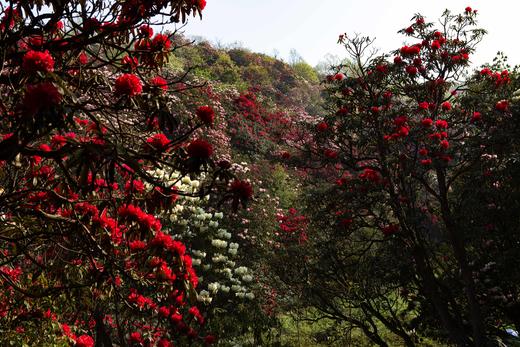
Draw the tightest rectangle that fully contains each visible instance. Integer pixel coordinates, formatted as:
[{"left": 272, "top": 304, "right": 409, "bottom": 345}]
[
  {"left": 245, "top": 293, "right": 255, "bottom": 300},
  {"left": 208, "top": 282, "right": 220, "bottom": 293},
  {"left": 242, "top": 275, "right": 253, "bottom": 283},
  {"left": 235, "top": 267, "right": 249, "bottom": 276},
  {"left": 211, "top": 239, "right": 228, "bottom": 249},
  {"left": 214, "top": 212, "right": 224, "bottom": 219}
]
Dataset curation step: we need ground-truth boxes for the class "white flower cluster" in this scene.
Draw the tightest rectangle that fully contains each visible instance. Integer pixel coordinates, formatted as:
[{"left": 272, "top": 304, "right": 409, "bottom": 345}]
[{"left": 147, "top": 168, "right": 255, "bottom": 304}]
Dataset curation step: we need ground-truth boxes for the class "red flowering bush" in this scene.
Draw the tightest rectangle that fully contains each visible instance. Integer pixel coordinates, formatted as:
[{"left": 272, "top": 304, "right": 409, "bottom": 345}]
[{"left": 0, "top": 1, "right": 250, "bottom": 346}]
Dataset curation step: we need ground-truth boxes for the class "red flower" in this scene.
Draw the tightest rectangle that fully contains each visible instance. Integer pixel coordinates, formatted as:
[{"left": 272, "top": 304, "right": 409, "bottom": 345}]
[
  {"left": 150, "top": 76, "right": 168, "bottom": 92},
  {"left": 75, "top": 335, "right": 94, "bottom": 347},
  {"left": 198, "top": 0, "right": 207, "bottom": 10},
  {"left": 405, "top": 65, "right": 417, "bottom": 75},
  {"left": 359, "top": 168, "right": 381, "bottom": 183},
  {"left": 420, "top": 159, "right": 432, "bottom": 166},
  {"left": 78, "top": 52, "right": 88, "bottom": 65},
  {"left": 204, "top": 335, "right": 216, "bottom": 345},
  {"left": 230, "top": 180, "right": 253, "bottom": 200},
  {"left": 441, "top": 101, "right": 451, "bottom": 111},
  {"left": 317, "top": 121, "right": 328, "bottom": 132},
  {"left": 421, "top": 118, "right": 433, "bottom": 127},
  {"left": 129, "top": 332, "right": 143, "bottom": 344},
  {"left": 435, "top": 119, "right": 448, "bottom": 128},
  {"left": 114, "top": 74, "right": 142, "bottom": 97},
  {"left": 23, "top": 82, "right": 62, "bottom": 115},
  {"left": 146, "top": 133, "right": 170, "bottom": 151},
  {"left": 333, "top": 73, "right": 345, "bottom": 81},
  {"left": 139, "top": 24, "right": 153, "bottom": 38},
  {"left": 418, "top": 102, "right": 429, "bottom": 111},
  {"left": 158, "top": 338, "right": 174, "bottom": 347},
  {"left": 381, "top": 224, "right": 399, "bottom": 236},
  {"left": 431, "top": 40, "right": 441, "bottom": 50},
  {"left": 324, "top": 149, "right": 338, "bottom": 159},
  {"left": 393, "top": 115, "right": 407, "bottom": 126},
  {"left": 398, "top": 126, "right": 409, "bottom": 137},
  {"left": 22, "top": 50, "right": 54, "bottom": 73},
  {"left": 495, "top": 100, "right": 509, "bottom": 112},
  {"left": 465, "top": 6, "right": 472, "bottom": 13},
  {"left": 196, "top": 105, "right": 215, "bottom": 125},
  {"left": 471, "top": 111, "right": 482, "bottom": 122},
  {"left": 187, "top": 139, "right": 213, "bottom": 159},
  {"left": 394, "top": 56, "right": 403, "bottom": 64},
  {"left": 440, "top": 140, "right": 449, "bottom": 149},
  {"left": 419, "top": 148, "right": 428, "bottom": 156},
  {"left": 152, "top": 33, "right": 171, "bottom": 51},
  {"left": 129, "top": 240, "right": 146, "bottom": 252},
  {"left": 121, "top": 55, "right": 139, "bottom": 70}
]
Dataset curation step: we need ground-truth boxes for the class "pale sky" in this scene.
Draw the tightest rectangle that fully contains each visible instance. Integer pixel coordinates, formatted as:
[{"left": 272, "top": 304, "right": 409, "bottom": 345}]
[{"left": 178, "top": 0, "right": 519, "bottom": 68}]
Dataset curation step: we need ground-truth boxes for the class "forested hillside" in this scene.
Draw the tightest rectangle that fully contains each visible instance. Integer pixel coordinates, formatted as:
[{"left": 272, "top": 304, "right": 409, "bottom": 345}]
[{"left": 1, "top": 2, "right": 520, "bottom": 347}]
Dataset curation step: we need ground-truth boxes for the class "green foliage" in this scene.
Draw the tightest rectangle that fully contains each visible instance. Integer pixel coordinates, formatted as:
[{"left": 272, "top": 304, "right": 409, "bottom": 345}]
[{"left": 292, "top": 61, "right": 320, "bottom": 84}]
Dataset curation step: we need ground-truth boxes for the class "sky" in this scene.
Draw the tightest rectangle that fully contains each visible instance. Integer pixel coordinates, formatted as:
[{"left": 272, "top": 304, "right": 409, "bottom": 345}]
[{"left": 176, "top": 0, "right": 519, "bottom": 68}]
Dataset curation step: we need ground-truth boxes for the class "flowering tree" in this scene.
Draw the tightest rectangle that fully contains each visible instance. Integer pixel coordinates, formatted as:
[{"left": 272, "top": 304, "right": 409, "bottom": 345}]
[
  {"left": 0, "top": 1, "right": 263, "bottom": 346},
  {"left": 281, "top": 7, "right": 520, "bottom": 346}
]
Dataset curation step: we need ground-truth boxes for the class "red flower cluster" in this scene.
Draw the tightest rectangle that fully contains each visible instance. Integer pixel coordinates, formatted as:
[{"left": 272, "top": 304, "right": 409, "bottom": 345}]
[
  {"left": 316, "top": 121, "right": 329, "bottom": 132},
  {"left": 150, "top": 76, "right": 168, "bottom": 92},
  {"left": 118, "top": 204, "right": 162, "bottom": 232},
  {"left": 359, "top": 168, "right": 381, "bottom": 183},
  {"left": 187, "top": 139, "right": 213, "bottom": 159},
  {"left": 381, "top": 224, "right": 399, "bottom": 236},
  {"left": 23, "top": 82, "right": 62, "bottom": 115},
  {"left": 230, "top": 180, "right": 253, "bottom": 201},
  {"left": 146, "top": 133, "right": 170, "bottom": 152},
  {"left": 152, "top": 33, "right": 171, "bottom": 51},
  {"left": 114, "top": 74, "right": 142, "bottom": 97},
  {"left": 400, "top": 45, "right": 421, "bottom": 56},
  {"left": 495, "top": 100, "right": 509, "bottom": 112},
  {"left": 139, "top": 24, "right": 153, "bottom": 38},
  {"left": 196, "top": 105, "right": 215, "bottom": 125},
  {"left": 22, "top": 50, "right": 55, "bottom": 73}
]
